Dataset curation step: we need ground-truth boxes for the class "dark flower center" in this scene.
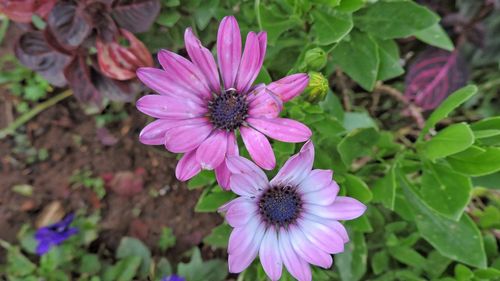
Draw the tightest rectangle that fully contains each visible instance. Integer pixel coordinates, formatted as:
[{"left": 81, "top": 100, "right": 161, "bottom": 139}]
[
  {"left": 208, "top": 89, "right": 248, "bottom": 131},
  {"left": 259, "top": 185, "right": 302, "bottom": 227}
]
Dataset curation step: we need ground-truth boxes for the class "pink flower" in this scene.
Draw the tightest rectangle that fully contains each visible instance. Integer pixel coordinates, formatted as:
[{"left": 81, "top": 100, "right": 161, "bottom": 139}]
[
  {"left": 219, "top": 141, "right": 366, "bottom": 281},
  {"left": 136, "top": 16, "right": 311, "bottom": 189}
]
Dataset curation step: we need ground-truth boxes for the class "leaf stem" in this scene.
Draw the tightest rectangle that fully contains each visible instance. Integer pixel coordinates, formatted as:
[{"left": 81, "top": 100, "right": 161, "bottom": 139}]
[{"left": 0, "top": 89, "right": 72, "bottom": 139}]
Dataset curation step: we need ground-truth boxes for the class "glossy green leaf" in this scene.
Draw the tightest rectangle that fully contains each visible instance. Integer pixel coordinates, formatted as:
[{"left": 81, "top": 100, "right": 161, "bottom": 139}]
[
  {"left": 338, "top": 127, "right": 380, "bottom": 166},
  {"left": 177, "top": 248, "right": 227, "bottom": 281},
  {"left": 371, "top": 250, "right": 389, "bottom": 275},
  {"left": 372, "top": 164, "right": 396, "bottom": 210},
  {"left": 337, "top": 0, "right": 365, "bottom": 12},
  {"left": 332, "top": 31, "right": 380, "bottom": 90},
  {"left": 116, "top": 237, "right": 151, "bottom": 278},
  {"left": 421, "top": 123, "right": 474, "bottom": 161},
  {"left": 203, "top": 223, "right": 231, "bottom": 248},
  {"left": 375, "top": 38, "right": 404, "bottom": 81},
  {"left": 414, "top": 23, "right": 454, "bottom": 51},
  {"left": 335, "top": 231, "right": 367, "bottom": 281},
  {"left": 344, "top": 174, "right": 373, "bottom": 203},
  {"left": 311, "top": 8, "right": 353, "bottom": 45},
  {"left": 195, "top": 189, "right": 235, "bottom": 212},
  {"left": 447, "top": 146, "right": 500, "bottom": 176}
]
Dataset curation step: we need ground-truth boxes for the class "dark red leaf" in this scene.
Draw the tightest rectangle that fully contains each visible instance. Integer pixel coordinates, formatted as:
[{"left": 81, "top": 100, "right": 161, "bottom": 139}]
[
  {"left": 96, "top": 29, "right": 153, "bottom": 80},
  {"left": 0, "top": 0, "right": 56, "bottom": 23},
  {"left": 111, "top": 0, "right": 160, "bottom": 33},
  {"left": 64, "top": 56, "right": 102, "bottom": 104},
  {"left": 405, "top": 48, "right": 468, "bottom": 110},
  {"left": 93, "top": 67, "right": 139, "bottom": 102},
  {"left": 84, "top": 1, "right": 118, "bottom": 42},
  {"left": 15, "top": 31, "right": 71, "bottom": 87},
  {"left": 47, "top": 1, "right": 92, "bottom": 48}
]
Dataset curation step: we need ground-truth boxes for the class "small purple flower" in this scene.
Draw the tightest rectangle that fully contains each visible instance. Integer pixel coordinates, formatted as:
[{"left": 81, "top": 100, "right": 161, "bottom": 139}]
[
  {"left": 34, "top": 213, "right": 78, "bottom": 255},
  {"left": 161, "top": 275, "right": 185, "bottom": 281}
]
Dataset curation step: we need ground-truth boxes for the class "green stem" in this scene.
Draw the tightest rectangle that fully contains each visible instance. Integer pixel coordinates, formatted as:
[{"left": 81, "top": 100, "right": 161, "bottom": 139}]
[
  {"left": 255, "top": 0, "right": 262, "bottom": 31},
  {"left": 0, "top": 90, "right": 72, "bottom": 139}
]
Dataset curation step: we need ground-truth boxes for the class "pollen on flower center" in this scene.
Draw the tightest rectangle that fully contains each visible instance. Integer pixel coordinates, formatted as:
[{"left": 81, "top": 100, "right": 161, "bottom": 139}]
[
  {"left": 258, "top": 185, "right": 302, "bottom": 227},
  {"left": 208, "top": 89, "right": 248, "bottom": 131}
]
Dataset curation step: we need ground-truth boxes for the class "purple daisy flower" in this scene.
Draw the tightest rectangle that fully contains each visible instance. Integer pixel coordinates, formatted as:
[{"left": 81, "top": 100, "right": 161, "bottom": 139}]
[
  {"left": 161, "top": 275, "right": 185, "bottom": 281},
  {"left": 34, "top": 213, "right": 78, "bottom": 256},
  {"left": 219, "top": 141, "right": 366, "bottom": 281},
  {"left": 135, "top": 16, "right": 311, "bottom": 189}
]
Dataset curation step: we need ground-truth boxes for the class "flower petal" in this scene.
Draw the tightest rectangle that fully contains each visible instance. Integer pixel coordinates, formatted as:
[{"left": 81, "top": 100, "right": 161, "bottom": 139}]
[
  {"left": 236, "top": 32, "right": 263, "bottom": 93},
  {"left": 297, "top": 169, "right": 333, "bottom": 193},
  {"left": 215, "top": 133, "right": 239, "bottom": 190},
  {"left": 184, "top": 28, "right": 221, "bottom": 93},
  {"left": 226, "top": 155, "right": 268, "bottom": 187},
  {"left": 259, "top": 227, "right": 283, "bottom": 281},
  {"left": 278, "top": 228, "right": 312, "bottom": 281},
  {"left": 301, "top": 181, "right": 339, "bottom": 206},
  {"left": 136, "top": 94, "right": 207, "bottom": 119},
  {"left": 157, "top": 50, "right": 211, "bottom": 99},
  {"left": 267, "top": 73, "right": 309, "bottom": 102},
  {"left": 226, "top": 198, "right": 258, "bottom": 227},
  {"left": 139, "top": 119, "right": 173, "bottom": 145},
  {"left": 196, "top": 130, "right": 228, "bottom": 170},
  {"left": 247, "top": 88, "right": 283, "bottom": 118},
  {"left": 230, "top": 173, "right": 262, "bottom": 197},
  {"left": 175, "top": 150, "right": 201, "bottom": 181},
  {"left": 305, "top": 196, "right": 367, "bottom": 221},
  {"left": 248, "top": 117, "right": 312, "bottom": 143},
  {"left": 217, "top": 16, "right": 241, "bottom": 89},
  {"left": 271, "top": 140, "right": 314, "bottom": 186},
  {"left": 136, "top": 67, "right": 204, "bottom": 103},
  {"left": 289, "top": 225, "right": 333, "bottom": 269},
  {"left": 298, "top": 218, "right": 344, "bottom": 254},
  {"left": 301, "top": 213, "right": 350, "bottom": 243},
  {"left": 164, "top": 118, "right": 213, "bottom": 153},
  {"left": 228, "top": 220, "right": 266, "bottom": 273},
  {"left": 257, "top": 32, "right": 267, "bottom": 67},
  {"left": 240, "top": 126, "right": 276, "bottom": 170}
]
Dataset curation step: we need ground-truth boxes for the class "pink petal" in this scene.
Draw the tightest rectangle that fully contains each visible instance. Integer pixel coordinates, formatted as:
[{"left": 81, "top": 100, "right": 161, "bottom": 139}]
[
  {"left": 236, "top": 32, "right": 263, "bottom": 94},
  {"left": 240, "top": 126, "right": 276, "bottom": 170},
  {"left": 228, "top": 220, "right": 266, "bottom": 273},
  {"left": 248, "top": 117, "right": 312, "bottom": 143},
  {"left": 271, "top": 140, "right": 314, "bottom": 186},
  {"left": 226, "top": 155, "right": 268, "bottom": 186},
  {"left": 278, "top": 228, "right": 312, "bottom": 281},
  {"left": 301, "top": 213, "right": 350, "bottom": 243},
  {"left": 228, "top": 216, "right": 260, "bottom": 255},
  {"left": 259, "top": 228, "right": 283, "bottom": 281},
  {"left": 301, "top": 181, "right": 339, "bottom": 206},
  {"left": 215, "top": 133, "right": 239, "bottom": 190},
  {"left": 157, "top": 50, "right": 211, "bottom": 99},
  {"left": 136, "top": 67, "right": 204, "bottom": 103},
  {"left": 136, "top": 94, "right": 207, "bottom": 119},
  {"left": 248, "top": 88, "right": 283, "bottom": 118},
  {"left": 298, "top": 218, "right": 344, "bottom": 254},
  {"left": 226, "top": 198, "right": 258, "bottom": 227},
  {"left": 267, "top": 73, "right": 309, "bottom": 102},
  {"left": 230, "top": 173, "right": 262, "bottom": 197},
  {"left": 289, "top": 225, "right": 333, "bottom": 269},
  {"left": 184, "top": 28, "right": 221, "bottom": 93},
  {"left": 139, "top": 119, "right": 176, "bottom": 145},
  {"left": 196, "top": 130, "right": 228, "bottom": 170},
  {"left": 305, "top": 196, "right": 367, "bottom": 221},
  {"left": 257, "top": 32, "right": 267, "bottom": 67},
  {"left": 297, "top": 169, "right": 333, "bottom": 193},
  {"left": 217, "top": 16, "right": 241, "bottom": 89},
  {"left": 164, "top": 119, "right": 213, "bottom": 153},
  {"left": 175, "top": 150, "right": 201, "bottom": 181}
]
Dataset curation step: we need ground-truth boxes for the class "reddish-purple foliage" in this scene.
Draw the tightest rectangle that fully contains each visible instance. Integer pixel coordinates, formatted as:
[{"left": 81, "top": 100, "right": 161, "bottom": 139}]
[
  {"left": 405, "top": 47, "right": 468, "bottom": 110},
  {"left": 0, "top": 0, "right": 56, "bottom": 23},
  {"left": 14, "top": 0, "right": 159, "bottom": 105}
]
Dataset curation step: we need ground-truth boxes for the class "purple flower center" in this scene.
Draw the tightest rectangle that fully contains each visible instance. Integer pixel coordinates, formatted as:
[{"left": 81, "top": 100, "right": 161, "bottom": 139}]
[
  {"left": 208, "top": 89, "right": 248, "bottom": 131},
  {"left": 259, "top": 185, "right": 302, "bottom": 227}
]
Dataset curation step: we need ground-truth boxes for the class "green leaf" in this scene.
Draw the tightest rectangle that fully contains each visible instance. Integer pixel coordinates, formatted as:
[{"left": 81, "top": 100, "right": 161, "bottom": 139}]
[
  {"left": 177, "top": 248, "right": 227, "bottom": 281},
  {"left": 337, "top": 127, "right": 380, "bottom": 166},
  {"left": 5, "top": 246, "right": 36, "bottom": 277},
  {"left": 158, "top": 227, "right": 176, "bottom": 251},
  {"left": 332, "top": 31, "right": 379, "bottom": 90},
  {"left": 259, "top": 4, "right": 302, "bottom": 45},
  {"left": 419, "top": 85, "right": 478, "bottom": 141},
  {"left": 414, "top": 23, "right": 454, "bottom": 51},
  {"left": 155, "top": 11, "right": 181, "bottom": 27},
  {"left": 342, "top": 112, "right": 377, "bottom": 132},
  {"left": 195, "top": 189, "right": 235, "bottom": 212},
  {"left": 354, "top": 1, "right": 439, "bottom": 39},
  {"left": 311, "top": 8, "right": 353, "bottom": 45},
  {"left": 470, "top": 116, "right": 500, "bottom": 145},
  {"left": 399, "top": 172, "right": 487, "bottom": 268},
  {"left": 344, "top": 174, "right": 372, "bottom": 203},
  {"left": 187, "top": 170, "right": 215, "bottom": 190},
  {"left": 474, "top": 268, "right": 500, "bottom": 279},
  {"left": 337, "top": 0, "right": 365, "bottom": 13},
  {"left": 193, "top": 0, "right": 219, "bottom": 30},
  {"left": 473, "top": 172, "right": 500, "bottom": 189},
  {"left": 335, "top": 231, "right": 367, "bottom": 281},
  {"left": 425, "top": 251, "right": 452, "bottom": 278},
  {"left": 375, "top": 38, "right": 404, "bottom": 81},
  {"left": 454, "top": 264, "right": 474, "bottom": 281},
  {"left": 116, "top": 237, "right": 152, "bottom": 279},
  {"left": 421, "top": 123, "right": 474, "bottom": 161},
  {"left": 372, "top": 164, "right": 396, "bottom": 210},
  {"left": 447, "top": 146, "right": 500, "bottom": 176},
  {"left": 79, "top": 254, "right": 101, "bottom": 275},
  {"left": 203, "top": 223, "right": 231, "bottom": 248},
  {"left": 388, "top": 246, "right": 426, "bottom": 269},
  {"left": 103, "top": 256, "right": 142, "bottom": 281},
  {"left": 421, "top": 162, "right": 472, "bottom": 220},
  {"left": 371, "top": 250, "right": 389, "bottom": 275}
]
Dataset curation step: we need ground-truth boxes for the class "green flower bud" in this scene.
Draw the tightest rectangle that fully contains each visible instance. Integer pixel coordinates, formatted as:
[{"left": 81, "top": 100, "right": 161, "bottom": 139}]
[
  {"left": 304, "top": 48, "right": 327, "bottom": 71},
  {"left": 304, "top": 72, "right": 329, "bottom": 104}
]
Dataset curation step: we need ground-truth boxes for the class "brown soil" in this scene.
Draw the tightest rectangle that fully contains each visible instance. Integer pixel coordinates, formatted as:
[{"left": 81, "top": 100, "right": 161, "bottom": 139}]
[{"left": 0, "top": 96, "right": 222, "bottom": 262}]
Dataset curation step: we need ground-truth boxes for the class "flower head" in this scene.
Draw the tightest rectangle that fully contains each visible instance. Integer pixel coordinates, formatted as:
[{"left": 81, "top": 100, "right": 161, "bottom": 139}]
[
  {"left": 136, "top": 16, "right": 311, "bottom": 189},
  {"left": 34, "top": 213, "right": 78, "bottom": 256},
  {"left": 219, "top": 141, "right": 366, "bottom": 281},
  {"left": 161, "top": 275, "right": 185, "bottom": 281}
]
